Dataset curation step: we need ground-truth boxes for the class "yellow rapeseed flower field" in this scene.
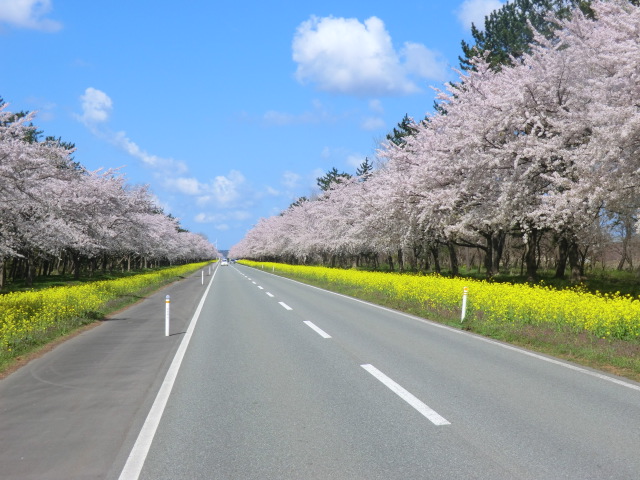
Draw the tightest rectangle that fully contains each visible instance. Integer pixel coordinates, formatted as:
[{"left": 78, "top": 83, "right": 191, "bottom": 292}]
[
  {"left": 242, "top": 261, "right": 640, "bottom": 341},
  {"left": 0, "top": 262, "right": 209, "bottom": 354}
]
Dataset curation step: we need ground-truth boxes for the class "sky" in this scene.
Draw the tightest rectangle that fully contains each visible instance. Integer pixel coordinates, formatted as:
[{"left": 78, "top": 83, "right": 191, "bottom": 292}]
[{"left": 0, "top": 0, "right": 504, "bottom": 251}]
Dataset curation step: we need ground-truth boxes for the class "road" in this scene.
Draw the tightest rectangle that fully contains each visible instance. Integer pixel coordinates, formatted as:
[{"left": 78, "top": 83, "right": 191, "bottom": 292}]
[
  {"left": 0, "top": 270, "right": 209, "bottom": 480},
  {"left": 1, "top": 264, "right": 639, "bottom": 479},
  {"left": 134, "top": 264, "right": 640, "bottom": 479}
]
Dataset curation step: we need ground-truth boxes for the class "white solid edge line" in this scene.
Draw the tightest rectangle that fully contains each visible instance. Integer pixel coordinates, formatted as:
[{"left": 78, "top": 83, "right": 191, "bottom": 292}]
[
  {"left": 258, "top": 269, "right": 640, "bottom": 393},
  {"left": 303, "top": 320, "right": 332, "bottom": 339},
  {"left": 361, "top": 364, "right": 450, "bottom": 426},
  {"left": 279, "top": 301, "right": 293, "bottom": 311},
  {"left": 118, "top": 269, "right": 218, "bottom": 480}
]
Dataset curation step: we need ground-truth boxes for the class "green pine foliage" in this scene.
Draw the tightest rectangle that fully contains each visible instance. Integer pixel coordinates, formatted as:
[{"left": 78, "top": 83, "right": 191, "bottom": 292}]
[{"left": 459, "top": 0, "right": 599, "bottom": 71}]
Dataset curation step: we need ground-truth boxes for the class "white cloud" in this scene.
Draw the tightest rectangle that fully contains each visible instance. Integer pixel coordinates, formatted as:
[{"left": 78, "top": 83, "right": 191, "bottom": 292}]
[
  {"left": 194, "top": 210, "right": 254, "bottom": 233},
  {"left": 25, "top": 96, "right": 56, "bottom": 121},
  {"left": 282, "top": 171, "right": 301, "bottom": 189},
  {"left": 311, "top": 168, "right": 325, "bottom": 183},
  {"left": 188, "top": 170, "right": 247, "bottom": 208},
  {"left": 165, "top": 177, "right": 203, "bottom": 196},
  {"left": 0, "top": 0, "right": 62, "bottom": 31},
  {"left": 362, "top": 99, "right": 385, "bottom": 130},
  {"left": 194, "top": 210, "right": 251, "bottom": 224},
  {"left": 402, "top": 42, "right": 448, "bottom": 82},
  {"left": 263, "top": 110, "right": 297, "bottom": 126},
  {"left": 262, "top": 99, "right": 334, "bottom": 126},
  {"left": 456, "top": 0, "right": 504, "bottom": 30},
  {"left": 369, "top": 99, "right": 384, "bottom": 114},
  {"left": 293, "top": 15, "right": 447, "bottom": 96},
  {"left": 211, "top": 170, "right": 245, "bottom": 205},
  {"left": 78, "top": 87, "right": 112, "bottom": 126},
  {"left": 346, "top": 154, "right": 366, "bottom": 169},
  {"left": 77, "top": 87, "right": 187, "bottom": 174},
  {"left": 265, "top": 186, "right": 280, "bottom": 196},
  {"left": 361, "top": 116, "right": 385, "bottom": 131},
  {"left": 113, "top": 131, "right": 187, "bottom": 173}
]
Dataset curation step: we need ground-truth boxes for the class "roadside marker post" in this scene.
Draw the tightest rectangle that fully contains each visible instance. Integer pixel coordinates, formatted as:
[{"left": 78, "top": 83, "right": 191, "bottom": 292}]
[
  {"left": 461, "top": 287, "right": 468, "bottom": 323},
  {"left": 201, "top": 271, "right": 204, "bottom": 285},
  {"left": 165, "top": 295, "right": 170, "bottom": 336}
]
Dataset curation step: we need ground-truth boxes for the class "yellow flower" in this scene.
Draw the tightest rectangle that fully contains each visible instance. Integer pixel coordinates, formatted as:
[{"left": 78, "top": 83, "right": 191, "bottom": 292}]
[{"left": 242, "top": 260, "right": 640, "bottom": 341}]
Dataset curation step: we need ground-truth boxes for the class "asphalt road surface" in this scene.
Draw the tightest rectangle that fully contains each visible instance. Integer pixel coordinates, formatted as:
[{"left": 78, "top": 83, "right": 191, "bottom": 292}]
[
  {"left": 0, "top": 269, "right": 210, "bottom": 480},
  {"left": 1, "top": 264, "right": 639, "bottom": 479}
]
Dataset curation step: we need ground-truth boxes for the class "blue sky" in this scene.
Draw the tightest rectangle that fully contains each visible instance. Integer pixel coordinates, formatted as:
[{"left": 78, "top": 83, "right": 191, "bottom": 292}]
[{"left": 0, "top": 0, "right": 503, "bottom": 251}]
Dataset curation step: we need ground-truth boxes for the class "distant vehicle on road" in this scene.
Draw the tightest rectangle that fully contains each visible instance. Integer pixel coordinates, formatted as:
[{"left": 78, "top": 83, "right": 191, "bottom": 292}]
[{"left": 220, "top": 259, "right": 229, "bottom": 266}]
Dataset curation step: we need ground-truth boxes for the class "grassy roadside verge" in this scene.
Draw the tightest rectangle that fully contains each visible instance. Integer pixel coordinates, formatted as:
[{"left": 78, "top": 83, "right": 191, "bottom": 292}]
[
  {"left": 244, "top": 261, "right": 640, "bottom": 383},
  {"left": 0, "top": 262, "right": 211, "bottom": 378}
]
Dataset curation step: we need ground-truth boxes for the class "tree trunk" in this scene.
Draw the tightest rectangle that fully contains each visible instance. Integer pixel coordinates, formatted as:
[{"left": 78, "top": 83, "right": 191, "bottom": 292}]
[
  {"left": 578, "top": 245, "right": 589, "bottom": 277},
  {"left": 617, "top": 229, "right": 633, "bottom": 270},
  {"left": 397, "top": 248, "right": 404, "bottom": 272},
  {"left": 11, "top": 258, "right": 21, "bottom": 282},
  {"left": 481, "top": 233, "right": 494, "bottom": 277},
  {"left": 410, "top": 245, "right": 419, "bottom": 271},
  {"left": 387, "top": 255, "right": 394, "bottom": 272},
  {"left": 447, "top": 242, "right": 459, "bottom": 276},
  {"left": 431, "top": 246, "right": 441, "bottom": 274},
  {"left": 492, "top": 231, "right": 506, "bottom": 274},
  {"left": 26, "top": 255, "right": 34, "bottom": 287},
  {"left": 555, "top": 237, "right": 569, "bottom": 279},
  {"left": 568, "top": 241, "right": 582, "bottom": 283},
  {"left": 616, "top": 213, "right": 635, "bottom": 270},
  {"left": 74, "top": 253, "right": 82, "bottom": 280},
  {"left": 524, "top": 230, "right": 540, "bottom": 281},
  {"left": 61, "top": 254, "right": 67, "bottom": 276}
]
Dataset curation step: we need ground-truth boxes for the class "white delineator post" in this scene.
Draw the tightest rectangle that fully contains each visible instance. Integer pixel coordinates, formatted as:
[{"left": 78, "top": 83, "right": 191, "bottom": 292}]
[
  {"left": 201, "top": 271, "right": 204, "bottom": 285},
  {"left": 461, "top": 287, "right": 468, "bottom": 323},
  {"left": 165, "top": 295, "right": 170, "bottom": 336}
]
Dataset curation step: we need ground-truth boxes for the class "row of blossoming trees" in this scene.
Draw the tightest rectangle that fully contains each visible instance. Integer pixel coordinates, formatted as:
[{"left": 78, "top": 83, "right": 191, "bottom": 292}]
[
  {"left": 231, "top": 1, "right": 640, "bottom": 281},
  {"left": 0, "top": 106, "right": 218, "bottom": 289}
]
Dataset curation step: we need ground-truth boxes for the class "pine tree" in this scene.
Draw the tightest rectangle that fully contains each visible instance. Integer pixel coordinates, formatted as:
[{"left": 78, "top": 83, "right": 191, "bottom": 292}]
[
  {"left": 316, "top": 167, "right": 351, "bottom": 192},
  {"left": 459, "top": 0, "right": 598, "bottom": 71},
  {"left": 385, "top": 114, "right": 419, "bottom": 147},
  {"left": 356, "top": 157, "right": 374, "bottom": 179}
]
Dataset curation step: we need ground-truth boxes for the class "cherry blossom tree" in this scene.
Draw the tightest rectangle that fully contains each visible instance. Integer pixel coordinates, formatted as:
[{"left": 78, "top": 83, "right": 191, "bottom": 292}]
[
  {"left": 234, "top": 1, "right": 640, "bottom": 282},
  {"left": 0, "top": 104, "right": 217, "bottom": 287}
]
